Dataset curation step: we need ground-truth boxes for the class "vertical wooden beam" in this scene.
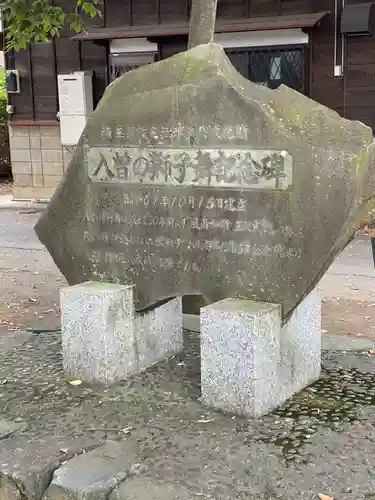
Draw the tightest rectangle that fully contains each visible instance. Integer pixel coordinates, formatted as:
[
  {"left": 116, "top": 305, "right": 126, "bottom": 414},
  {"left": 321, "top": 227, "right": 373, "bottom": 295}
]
[
  {"left": 78, "top": 41, "right": 83, "bottom": 71},
  {"left": 52, "top": 38, "right": 59, "bottom": 117},
  {"left": 157, "top": 0, "right": 161, "bottom": 24},
  {"left": 246, "top": 0, "right": 251, "bottom": 17},
  {"left": 27, "top": 45, "right": 36, "bottom": 121},
  {"left": 104, "top": 40, "right": 110, "bottom": 87},
  {"left": 129, "top": 0, "right": 133, "bottom": 25},
  {"left": 103, "top": 0, "right": 107, "bottom": 26},
  {"left": 304, "top": 44, "right": 311, "bottom": 97}
]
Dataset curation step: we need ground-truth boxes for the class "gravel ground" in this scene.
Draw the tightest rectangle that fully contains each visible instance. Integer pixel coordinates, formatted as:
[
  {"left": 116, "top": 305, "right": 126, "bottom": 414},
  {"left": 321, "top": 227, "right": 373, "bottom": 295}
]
[{"left": 1, "top": 330, "right": 375, "bottom": 499}]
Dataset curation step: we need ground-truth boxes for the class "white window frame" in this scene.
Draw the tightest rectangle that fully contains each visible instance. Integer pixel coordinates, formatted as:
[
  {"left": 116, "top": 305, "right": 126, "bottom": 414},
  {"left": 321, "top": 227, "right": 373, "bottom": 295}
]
[
  {"left": 110, "top": 37, "right": 158, "bottom": 55},
  {"left": 214, "top": 29, "right": 308, "bottom": 49}
]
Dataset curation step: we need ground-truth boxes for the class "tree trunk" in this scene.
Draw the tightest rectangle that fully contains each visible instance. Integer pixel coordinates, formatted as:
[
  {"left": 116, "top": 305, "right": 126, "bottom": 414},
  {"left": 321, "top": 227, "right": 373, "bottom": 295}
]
[{"left": 188, "top": 0, "right": 219, "bottom": 49}]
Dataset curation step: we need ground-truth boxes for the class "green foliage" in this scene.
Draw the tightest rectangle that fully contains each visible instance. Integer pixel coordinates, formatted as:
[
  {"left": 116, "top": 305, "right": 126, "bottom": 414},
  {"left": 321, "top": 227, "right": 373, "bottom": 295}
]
[
  {"left": 0, "top": 94, "right": 10, "bottom": 176},
  {"left": 0, "top": 0, "right": 102, "bottom": 52},
  {"left": 0, "top": 70, "right": 6, "bottom": 99}
]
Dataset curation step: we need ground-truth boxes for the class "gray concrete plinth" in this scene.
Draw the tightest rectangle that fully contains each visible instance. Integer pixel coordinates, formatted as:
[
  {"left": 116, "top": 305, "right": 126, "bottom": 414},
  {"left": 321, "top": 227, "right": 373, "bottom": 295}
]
[
  {"left": 200, "top": 291, "right": 321, "bottom": 417},
  {"left": 61, "top": 281, "right": 183, "bottom": 384}
]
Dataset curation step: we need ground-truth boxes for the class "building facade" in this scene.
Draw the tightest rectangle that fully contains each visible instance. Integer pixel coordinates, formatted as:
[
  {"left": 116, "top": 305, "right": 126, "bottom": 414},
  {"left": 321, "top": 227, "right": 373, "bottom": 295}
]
[{"left": 5, "top": 0, "right": 375, "bottom": 200}]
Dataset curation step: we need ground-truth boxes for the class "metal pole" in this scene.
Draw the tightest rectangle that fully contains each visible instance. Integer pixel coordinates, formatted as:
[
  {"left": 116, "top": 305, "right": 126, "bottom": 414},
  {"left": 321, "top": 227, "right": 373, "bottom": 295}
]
[
  {"left": 188, "top": 0, "right": 219, "bottom": 49},
  {"left": 371, "top": 237, "right": 375, "bottom": 269}
]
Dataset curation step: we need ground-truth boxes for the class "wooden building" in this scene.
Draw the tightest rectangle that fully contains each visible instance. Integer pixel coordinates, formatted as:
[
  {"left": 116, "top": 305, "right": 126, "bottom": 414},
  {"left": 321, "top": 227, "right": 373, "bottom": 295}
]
[{"left": 5, "top": 0, "right": 375, "bottom": 200}]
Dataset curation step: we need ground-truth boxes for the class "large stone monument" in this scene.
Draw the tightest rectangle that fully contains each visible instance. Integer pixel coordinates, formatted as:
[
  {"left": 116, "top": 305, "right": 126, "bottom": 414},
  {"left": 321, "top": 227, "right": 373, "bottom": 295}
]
[
  {"left": 35, "top": 0, "right": 375, "bottom": 410},
  {"left": 35, "top": 43, "right": 375, "bottom": 322}
]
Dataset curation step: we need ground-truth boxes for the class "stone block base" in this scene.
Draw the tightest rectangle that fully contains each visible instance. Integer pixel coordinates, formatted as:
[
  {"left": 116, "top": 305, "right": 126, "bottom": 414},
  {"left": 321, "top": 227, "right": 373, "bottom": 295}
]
[
  {"left": 61, "top": 281, "right": 183, "bottom": 384},
  {"left": 200, "top": 291, "right": 321, "bottom": 417}
]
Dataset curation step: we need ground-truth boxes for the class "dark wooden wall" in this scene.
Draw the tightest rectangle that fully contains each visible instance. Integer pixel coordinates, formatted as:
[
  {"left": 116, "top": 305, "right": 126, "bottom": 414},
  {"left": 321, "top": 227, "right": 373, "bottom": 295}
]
[
  {"left": 7, "top": 0, "right": 108, "bottom": 122},
  {"left": 7, "top": 0, "right": 375, "bottom": 132},
  {"left": 309, "top": 0, "right": 375, "bottom": 130}
]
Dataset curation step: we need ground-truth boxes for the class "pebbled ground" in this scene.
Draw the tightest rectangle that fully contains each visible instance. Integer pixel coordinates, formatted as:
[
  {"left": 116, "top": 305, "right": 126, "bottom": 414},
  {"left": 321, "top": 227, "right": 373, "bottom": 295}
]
[{"left": 1, "top": 330, "right": 375, "bottom": 499}]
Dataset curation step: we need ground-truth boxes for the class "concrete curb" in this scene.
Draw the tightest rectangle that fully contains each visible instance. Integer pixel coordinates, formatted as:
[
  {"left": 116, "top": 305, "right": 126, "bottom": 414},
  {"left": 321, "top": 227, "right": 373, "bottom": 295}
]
[
  {"left": 0, "top": 194, "right": 48, "bottom": 212},
  {"left": 183, "top": 313, "right": 200, "bottom": 332},
  {"left": 322, "top": 333, "right": 374, "bottom": 351},
  {"left": 183, "top": 314, "right": 375, "bottom": 351}
]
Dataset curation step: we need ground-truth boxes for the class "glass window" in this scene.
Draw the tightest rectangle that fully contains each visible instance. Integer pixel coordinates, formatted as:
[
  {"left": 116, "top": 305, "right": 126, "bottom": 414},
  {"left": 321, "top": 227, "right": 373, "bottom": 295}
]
[
  {"left": 226, "top": 47, "right": 304, "bottom": 93},
  {"left": 109, "top": 52, "right": 157, "bottom": 82}
]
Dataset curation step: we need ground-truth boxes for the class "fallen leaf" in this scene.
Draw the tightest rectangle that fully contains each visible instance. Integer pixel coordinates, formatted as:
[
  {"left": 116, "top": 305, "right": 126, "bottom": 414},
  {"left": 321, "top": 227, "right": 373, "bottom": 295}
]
[
  {"left": 318, "top": 495, "right": 333, "bottom": 500},
  {"left": 68, "top": 379, "right": 82, "bottom": 386}
]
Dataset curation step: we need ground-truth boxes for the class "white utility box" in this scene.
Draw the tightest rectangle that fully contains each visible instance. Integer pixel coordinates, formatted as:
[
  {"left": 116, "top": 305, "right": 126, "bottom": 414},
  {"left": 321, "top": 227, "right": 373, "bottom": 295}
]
[{"left": 58, "top": 71, "right": 93, "bottom": 146}]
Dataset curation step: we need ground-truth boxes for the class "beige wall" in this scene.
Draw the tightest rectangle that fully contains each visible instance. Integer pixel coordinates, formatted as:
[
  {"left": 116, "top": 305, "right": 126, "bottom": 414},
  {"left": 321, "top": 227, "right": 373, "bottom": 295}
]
[{"left": 9, "top": 124, "right": 72, "bottom": 201}]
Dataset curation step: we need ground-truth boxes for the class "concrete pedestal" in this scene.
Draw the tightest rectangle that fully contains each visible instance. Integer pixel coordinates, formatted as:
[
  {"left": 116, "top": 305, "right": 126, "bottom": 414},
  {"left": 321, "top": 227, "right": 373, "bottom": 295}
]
[
  {"left": 200, "top": 291, "right": 321, "bottom": 417},
  {"left": 60, "top": 281, "right": 183, "bottom": 384}
]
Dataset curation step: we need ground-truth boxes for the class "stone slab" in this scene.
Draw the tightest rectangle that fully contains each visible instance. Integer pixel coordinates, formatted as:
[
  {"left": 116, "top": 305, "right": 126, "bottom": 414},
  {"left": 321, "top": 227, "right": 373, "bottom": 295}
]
[
  {"left": 0, "top": 436, "right": 98, "bottom": 500},
  {"left": 110, "top": 476, "right": 197, "bottom": 500},
  {"left": 43, "top": 441, "right": 139, "bottom": 500},
  {"left": 0, "top": 418, "right": 25, "bottom": 440},
  {"left": 134, "top": 294, "right": 183, "bottom": 373},
  {"left": 322, "top": 334, "right": 374, "bottom": 351},
  {"left": 182, "top": 314, "right": 200, "bottom": 333},
  {"left": 200, "top": 291, "right": 321, "bottom": 417},
  {"left": 61, "top": 281, "right": 183, "bottom": 384},
  {"left": 0, "top": 331, "right": 33, "bottom": 356}
]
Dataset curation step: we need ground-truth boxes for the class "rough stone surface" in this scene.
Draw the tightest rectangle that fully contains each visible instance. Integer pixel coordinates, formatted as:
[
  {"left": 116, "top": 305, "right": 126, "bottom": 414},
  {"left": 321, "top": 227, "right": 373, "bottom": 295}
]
[
  {"left": 200, "top": 291, "right": 321, "bottom": 416},
  {"left": 43, "top": 441, "right": 139, "bottom": 500},
  {"left": 280, "top": 289, "right": 322, "bottom": 397},
  {"left": 61, "top": 281, "right": 183, "bottom": 384},
  {"left": 0, "top": 418, "right": 25, "bottom": 440},
  {"left": 35, "top": 43, "right": 375, "bottom": 322},
  {"left": 134, "top": 294, "right": 183, "bottom": 373},
  {"left": 0, "top": 331, "right": 33, "bottom": 355},
  {"left": 110, "top": 476, "right": 197, "bottom": 499},
  {"left": 0, "top": 436, "right": 98, "bottom": 500}
]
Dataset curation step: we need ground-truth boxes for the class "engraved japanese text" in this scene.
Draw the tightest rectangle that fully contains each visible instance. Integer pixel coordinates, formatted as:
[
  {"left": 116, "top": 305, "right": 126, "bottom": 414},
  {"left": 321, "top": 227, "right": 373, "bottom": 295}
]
[{"left": 87, "top": 147, "right": 293, "bottom": 190}]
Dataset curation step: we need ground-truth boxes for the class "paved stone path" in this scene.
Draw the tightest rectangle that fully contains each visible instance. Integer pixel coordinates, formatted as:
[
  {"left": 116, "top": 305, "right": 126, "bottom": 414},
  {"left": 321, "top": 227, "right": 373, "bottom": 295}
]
[{"left": 1, "top": 329, "right": 375, "bottom": 499}]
